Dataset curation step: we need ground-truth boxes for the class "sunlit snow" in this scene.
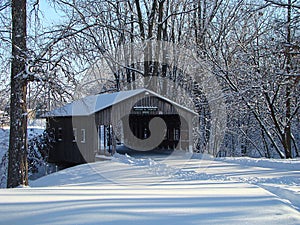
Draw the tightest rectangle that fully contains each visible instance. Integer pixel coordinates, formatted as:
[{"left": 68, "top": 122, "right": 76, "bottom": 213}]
[{"left": 0, "top": 147, "right": 299, "bottom": 225}]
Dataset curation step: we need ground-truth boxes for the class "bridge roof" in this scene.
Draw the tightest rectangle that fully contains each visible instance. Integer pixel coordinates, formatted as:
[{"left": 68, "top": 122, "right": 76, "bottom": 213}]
[{"left": 42, "top": 88, "right": 197, "bottom": 117}]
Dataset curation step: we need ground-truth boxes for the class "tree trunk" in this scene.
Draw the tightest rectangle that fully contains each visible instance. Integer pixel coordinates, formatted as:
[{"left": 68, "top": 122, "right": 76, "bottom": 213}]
[
  {"left": 7, "top": 0, "right": 28, "bottom": 188},
  {"left": 153, "top": 0, "right": 165, "bottom": 77},
  {"left": 284, "top": 0, "right": 292, "bottom": 158}
]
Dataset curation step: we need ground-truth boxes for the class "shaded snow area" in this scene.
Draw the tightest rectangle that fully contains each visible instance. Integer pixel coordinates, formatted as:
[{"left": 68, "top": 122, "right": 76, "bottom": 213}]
[{"left": 0, "top": 150, "right": 299, "bottom": 225}]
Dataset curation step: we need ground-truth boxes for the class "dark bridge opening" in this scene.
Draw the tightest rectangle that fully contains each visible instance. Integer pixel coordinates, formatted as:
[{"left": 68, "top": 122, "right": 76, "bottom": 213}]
[{"left": 128, "top": 114, "right": 181, "bottom": 150}]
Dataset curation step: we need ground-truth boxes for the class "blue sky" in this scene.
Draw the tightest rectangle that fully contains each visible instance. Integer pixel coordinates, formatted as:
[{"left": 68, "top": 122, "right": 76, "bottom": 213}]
[{"left": 38, "top": 0, "right": 64, "bottom": 26}]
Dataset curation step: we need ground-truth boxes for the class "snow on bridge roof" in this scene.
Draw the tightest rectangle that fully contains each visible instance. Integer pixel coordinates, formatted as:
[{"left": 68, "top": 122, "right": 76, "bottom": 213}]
[{"left": 41, "top": 88, "right": 197, "bottom": 117}]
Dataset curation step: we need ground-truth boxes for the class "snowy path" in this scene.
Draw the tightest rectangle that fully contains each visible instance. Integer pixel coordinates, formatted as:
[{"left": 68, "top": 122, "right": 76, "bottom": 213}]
[
  {"left": 0, "top": 153, "right": 300, "bottom": 225},
  {"left": 174, "top": 154, "right": 300, "bottom": 212},
  {"left": 117, "top": 151, "right": 300, "bottom": 212}
]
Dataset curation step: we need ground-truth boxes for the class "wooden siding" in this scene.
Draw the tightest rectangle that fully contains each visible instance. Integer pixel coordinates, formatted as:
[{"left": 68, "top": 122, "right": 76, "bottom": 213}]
[
  {"left": 47, "top": 116, "right": 96, "bottom": 165},
  {"left": 94, "top": 93, "right": 193, "bottom": 126}
]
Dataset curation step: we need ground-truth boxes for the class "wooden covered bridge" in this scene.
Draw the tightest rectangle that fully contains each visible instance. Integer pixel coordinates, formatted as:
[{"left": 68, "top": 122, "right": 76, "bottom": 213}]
[{"left": 42, "top": 89, "right": 198, "bottom": 166}]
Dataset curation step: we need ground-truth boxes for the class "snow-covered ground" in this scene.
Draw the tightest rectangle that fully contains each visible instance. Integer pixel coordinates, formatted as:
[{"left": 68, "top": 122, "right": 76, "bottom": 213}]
[{"left": 0, "top": 149, "right": 299, "bottom": 225}]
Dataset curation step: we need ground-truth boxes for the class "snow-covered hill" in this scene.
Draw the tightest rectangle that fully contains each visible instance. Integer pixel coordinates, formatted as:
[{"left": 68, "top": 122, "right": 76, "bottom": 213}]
[{"left": 0, "top": 151, "right": 299, "bottom": 225}]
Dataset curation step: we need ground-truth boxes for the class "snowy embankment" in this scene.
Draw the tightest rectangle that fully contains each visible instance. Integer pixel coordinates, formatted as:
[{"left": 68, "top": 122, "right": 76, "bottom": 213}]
[
  {"left": 0, "top": 129, "right": 9, "bottom": 186},
  {"left": 0, "top": 151, "right": 299, "bottom": 225},
  {"left": 0, "top": 126, "right": 45, "bottom": 187},
  {"left": 0, "top": 129, "right": 9, "bottom": 162}
]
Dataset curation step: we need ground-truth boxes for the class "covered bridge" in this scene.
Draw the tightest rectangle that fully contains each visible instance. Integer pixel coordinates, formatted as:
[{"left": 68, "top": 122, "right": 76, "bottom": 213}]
[{"left": 42, "top": 88, "right": 198, "bottom": 166}]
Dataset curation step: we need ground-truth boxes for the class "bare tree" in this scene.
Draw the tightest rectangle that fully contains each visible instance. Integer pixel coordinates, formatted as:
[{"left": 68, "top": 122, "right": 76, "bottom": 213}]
[{"left": 213, "top": 0, "right": 300, "bottom": 158}]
